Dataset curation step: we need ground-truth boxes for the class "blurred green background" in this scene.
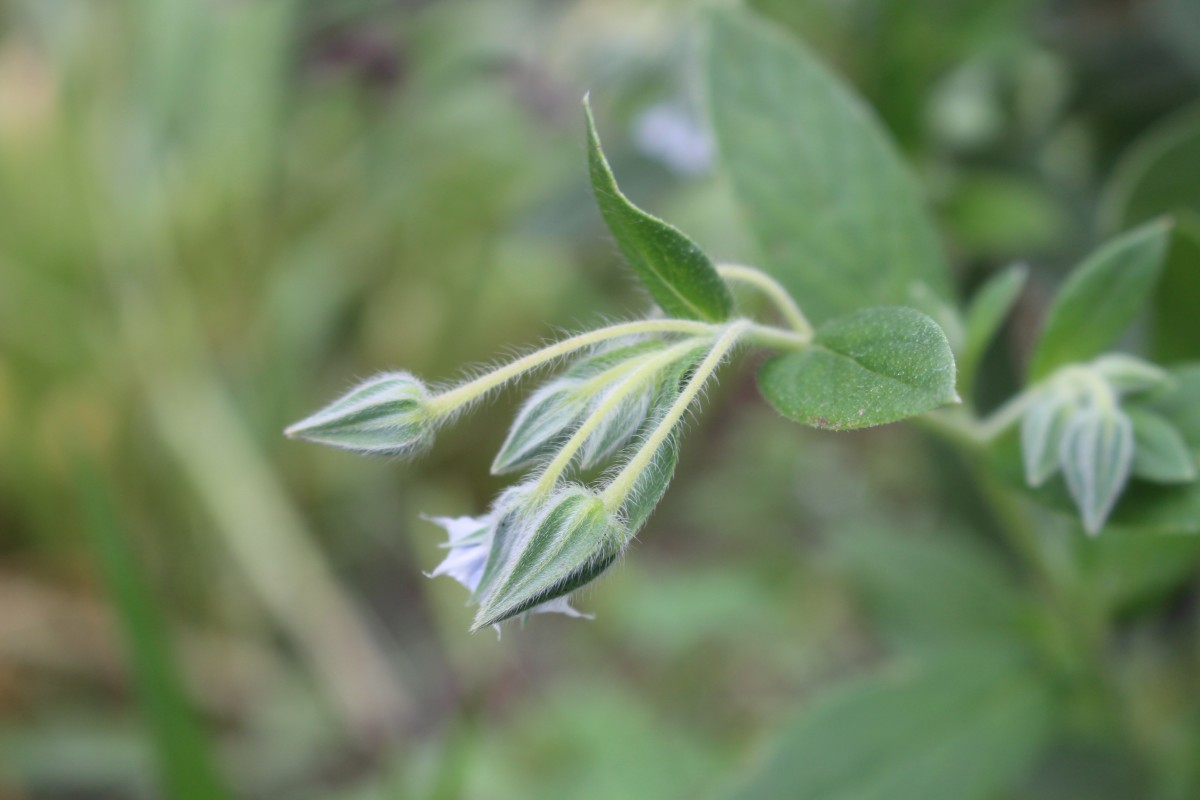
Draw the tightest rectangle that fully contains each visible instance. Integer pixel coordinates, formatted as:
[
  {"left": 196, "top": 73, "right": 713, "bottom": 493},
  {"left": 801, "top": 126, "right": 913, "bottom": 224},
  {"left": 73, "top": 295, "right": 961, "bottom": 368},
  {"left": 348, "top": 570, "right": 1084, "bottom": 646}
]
[{"left": 1, "top": 0, "right": 1198, "bottom": 797}]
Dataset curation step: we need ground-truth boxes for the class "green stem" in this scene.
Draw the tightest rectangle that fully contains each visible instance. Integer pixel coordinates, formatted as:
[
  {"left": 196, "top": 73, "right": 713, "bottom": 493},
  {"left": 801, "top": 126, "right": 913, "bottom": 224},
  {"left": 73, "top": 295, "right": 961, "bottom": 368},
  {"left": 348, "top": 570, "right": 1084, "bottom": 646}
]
[
  {"left": 717, "top": 263, "right": 812, "bottom": 337},
  {"left": 534, "top": 338, "right": 710, "bottom": 496},
  {"left": 601, "top": 321, "right": 750, "bottom": 511},
  {"left": 428, "top": 319, "right": 713, "bottom": 415}
]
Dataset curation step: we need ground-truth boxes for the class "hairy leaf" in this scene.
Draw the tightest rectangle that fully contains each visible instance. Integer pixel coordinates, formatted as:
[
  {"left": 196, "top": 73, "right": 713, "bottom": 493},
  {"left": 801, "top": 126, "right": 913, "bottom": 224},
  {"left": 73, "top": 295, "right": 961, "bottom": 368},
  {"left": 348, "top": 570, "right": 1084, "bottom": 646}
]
[
  {"left": 706, "top": 8, "right": 953, "bottom": 324},
  {"left": 585, "top": 98, "right": 732, "bottom": 322},
  {"left": 1029, "top": 221, "right": 1172, "bottom": 380},
  {"left": 757, "top": 307, "right": 958, "bottom": 431}
]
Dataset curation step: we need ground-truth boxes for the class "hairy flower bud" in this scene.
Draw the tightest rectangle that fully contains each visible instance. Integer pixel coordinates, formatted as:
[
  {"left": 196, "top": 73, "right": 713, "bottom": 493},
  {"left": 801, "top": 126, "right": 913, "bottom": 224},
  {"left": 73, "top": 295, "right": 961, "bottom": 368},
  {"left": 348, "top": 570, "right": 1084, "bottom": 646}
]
[
  {"left": 470, "top": 486, "right": 624, "bottom": 631},
  {"left": 285, "top": 372, "right": 434, "bottom": 456}
]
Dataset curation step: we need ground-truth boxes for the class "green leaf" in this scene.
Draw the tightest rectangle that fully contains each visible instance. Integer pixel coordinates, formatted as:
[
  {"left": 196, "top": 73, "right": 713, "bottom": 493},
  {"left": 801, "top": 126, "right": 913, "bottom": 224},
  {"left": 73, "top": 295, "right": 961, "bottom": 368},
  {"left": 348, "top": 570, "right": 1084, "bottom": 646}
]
[
  {"left": 706, "top": 9, "right": 953, "bottom": 324},
  {"left": 1059, "top": 407, "right": 1135, "bottom": 536},
  {"left": 1092, "top": 353, "right": 1170, "bottom": 395},
  {"left": 1129, "top": 408, "right": 1197, "bottom": 484},
  {"left": 757, "top": 307, "right": 958, "bottom": 431},
  {"left": 1028, "top": 221, "right": 1172, "bottom": 381},
  {"left": 1141, "top": 364, "right": 1200, "bottom": 445},
  {"left": 960, "top": 264, "right": 1027, "bottom": 391},
  {"left": 1153, "top": 215, "right": 1200, "bottom": 364},
  {"left": 1080, "top": 531, "right": 1200, "bottom": 614},
  {"left": 1099, "top": 105, "right": 1200, "bottom": 364},
  {"left": 584, "top": 98, "right": 732, "bottom": 322},
  {"left": 731, "top": 648, "right": 1055, "bottom": 800},
  {"left": 1101, "top": 104, "right": 1200, "bottom": 231},
  {"left": 828, "top": 527, "right": 1029, "bottom": 653},
  {"left": 78, "top": 460, "right": 231, "bottom": 800}
]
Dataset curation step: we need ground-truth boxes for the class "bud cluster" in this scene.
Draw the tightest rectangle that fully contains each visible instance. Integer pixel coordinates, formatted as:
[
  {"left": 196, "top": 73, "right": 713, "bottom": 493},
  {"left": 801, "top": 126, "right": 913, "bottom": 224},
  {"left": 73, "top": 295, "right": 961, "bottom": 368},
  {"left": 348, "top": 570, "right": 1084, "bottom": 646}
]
[
  {"left": 285, "top": 318, "right": 760, "bottom": 630},
  {"left": 1019, "top": 354, "right": 1194, "bottom": 534}
]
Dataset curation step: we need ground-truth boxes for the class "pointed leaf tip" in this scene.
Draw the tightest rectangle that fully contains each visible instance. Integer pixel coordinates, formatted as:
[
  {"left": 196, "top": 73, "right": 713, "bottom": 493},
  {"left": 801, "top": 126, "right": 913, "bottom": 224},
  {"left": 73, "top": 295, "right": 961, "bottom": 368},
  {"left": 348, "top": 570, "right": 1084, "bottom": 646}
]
[{"left": 584, "top": 97, "right": 733, "bottom": 322}]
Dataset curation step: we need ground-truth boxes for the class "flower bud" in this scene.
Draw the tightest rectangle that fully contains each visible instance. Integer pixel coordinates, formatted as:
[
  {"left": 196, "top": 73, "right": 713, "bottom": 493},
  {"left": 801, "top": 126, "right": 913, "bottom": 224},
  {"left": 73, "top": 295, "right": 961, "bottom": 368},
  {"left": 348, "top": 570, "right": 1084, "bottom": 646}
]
[
  {"left": 285, "top": 372, "right": 434, "bottom": 456},
  {"left": 471, "top": 486, "right": 624, "bottom": 631}
]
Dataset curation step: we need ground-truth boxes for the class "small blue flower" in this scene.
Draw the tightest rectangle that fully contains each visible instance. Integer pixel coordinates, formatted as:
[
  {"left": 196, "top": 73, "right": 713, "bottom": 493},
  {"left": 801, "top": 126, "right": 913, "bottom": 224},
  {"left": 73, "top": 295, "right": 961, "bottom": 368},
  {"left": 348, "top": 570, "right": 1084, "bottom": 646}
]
[{"left": 423, "top": 513, "right": 591, "bottom": 627}]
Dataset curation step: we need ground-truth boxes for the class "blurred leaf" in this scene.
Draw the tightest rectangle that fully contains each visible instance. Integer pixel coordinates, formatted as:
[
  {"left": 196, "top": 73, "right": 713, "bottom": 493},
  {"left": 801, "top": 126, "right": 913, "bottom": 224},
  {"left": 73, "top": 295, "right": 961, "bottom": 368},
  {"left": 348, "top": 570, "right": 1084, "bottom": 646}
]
[
  {"left": 757, "top": 307, "right": 958, "bottom": 431},
  {"left": 1101, "top": 105, "right": 1200, "bottom": 231},
  {"left": 585, "top": 99, "right": 733, "bottom": 322},
  {"left": 78, "top": 461, "right": 230, "bottom": 800},
  {"left": 731, "top": 648, "right": 1055, "bottom": 800},
  {"left": 1152, "top": 217, "right": 1200, "bottom": 364},
  {"left": 468, "top": 680, "right": 723, "bottom": 800},
  {"left": 706, "top": 8, "right": 954, "bottom": 325},
  {"left": 1128, "top": 408, "right": 1197, "bottom": 484},
  {"left": 944, "top": 175, "right": 1065, "bottom": 257},
  {"left": 960, "top": 263, "right": 1027, "bottom": 392},
  {"left": 1029, "top": 221, "right": 1172, "bottom": 381},
  {"left": 1141, "top": 364, "right": 1200, "bottom": 445},
  {"left": 1079, "top": 531, "right": 1200, "bottom": 615},
  {"left": 1100, "top": 105, "right": 1200, "bottom": 366},
  {"left": 828, "top": 527, "right": 1029, "bottom": 652}
]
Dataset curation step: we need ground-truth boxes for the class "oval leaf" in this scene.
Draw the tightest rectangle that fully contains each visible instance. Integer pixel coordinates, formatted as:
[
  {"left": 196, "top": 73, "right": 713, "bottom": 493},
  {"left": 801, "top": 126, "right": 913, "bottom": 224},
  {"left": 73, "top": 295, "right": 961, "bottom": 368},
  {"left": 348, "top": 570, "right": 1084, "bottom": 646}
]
[
  {"left": 1029, "top": 220, "right": 1172, "bottom": 380},
  {"left": 584, "top": 98, "right": 732, "bottom": 322},
  {"left": 1129, "top": 408, "right": 1198, "bottom": 484},
  {"left": 706, "top": 9, "right": 953, "bottom": 324},
  {"left": 757, "top": 307, "right": 958, "bottom": 431}
]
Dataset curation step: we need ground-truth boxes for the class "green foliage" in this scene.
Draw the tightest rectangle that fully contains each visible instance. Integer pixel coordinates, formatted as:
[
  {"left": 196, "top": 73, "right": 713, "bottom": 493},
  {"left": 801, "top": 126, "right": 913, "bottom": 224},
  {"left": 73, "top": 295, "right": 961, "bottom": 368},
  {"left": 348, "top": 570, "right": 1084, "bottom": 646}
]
[
  {"left": 828, "top": 527, "right": 1029, "bottom": 652},
  {"left": 79, "top": 462, "right": 230, "bottom": 800},
  {"left": 585, "top": 99, "right": 733, "bottom": 323},
  {"left": 960, "top": 264, "right": 1027, "bottom": 391},
  {"left": 1129, "top": 408, "right": 1197, "bottom": 484},
  {"left": 1029, "top": 221, "right": 1172, "bottom": 380},
  {"left": 757, "top": 307, "right": 958, "bottom": 431},
  {"left": 732, "top": 648, "right": 1055, "bottom": 800},
  {"left": 706, "top": 9, "right": 954, "bottom": 325},
  {"left": 9, "top": 1, "right": 1200, "bottom": 798},
  {"left": 1102, "top": 105, "right": 1200, "bottom": 231}
]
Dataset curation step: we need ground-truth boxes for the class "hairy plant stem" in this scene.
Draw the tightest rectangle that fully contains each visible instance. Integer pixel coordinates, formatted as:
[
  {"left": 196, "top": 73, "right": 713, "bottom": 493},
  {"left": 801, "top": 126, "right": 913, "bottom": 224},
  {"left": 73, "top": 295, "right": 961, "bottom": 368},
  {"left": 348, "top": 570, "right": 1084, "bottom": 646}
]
[
  {"left": 427, "top": 319, "right": 714, "bottom": 415},
  {"left": 533, "top": 338, "right": 711, "bottom": 497},
  {"left": 428, "top": 317, "right": 808, "bottom": 418},
  {"left": 601, "top": 321, "right": 750, "bottom": 511},
  {"left": 717, "top": 263, "right": 812, "bottom": 337}
]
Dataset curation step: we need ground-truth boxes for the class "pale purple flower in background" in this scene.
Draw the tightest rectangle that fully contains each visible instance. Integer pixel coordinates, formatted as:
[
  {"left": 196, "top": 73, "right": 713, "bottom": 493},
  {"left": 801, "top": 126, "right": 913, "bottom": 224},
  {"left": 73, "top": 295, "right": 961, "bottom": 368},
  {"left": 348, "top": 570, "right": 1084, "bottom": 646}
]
[
  {"left": 423, "top": 514, "right": 591, "bottom": 627},
  {"left": 632, "top": 104, "right": 714, "bottom": 177}
]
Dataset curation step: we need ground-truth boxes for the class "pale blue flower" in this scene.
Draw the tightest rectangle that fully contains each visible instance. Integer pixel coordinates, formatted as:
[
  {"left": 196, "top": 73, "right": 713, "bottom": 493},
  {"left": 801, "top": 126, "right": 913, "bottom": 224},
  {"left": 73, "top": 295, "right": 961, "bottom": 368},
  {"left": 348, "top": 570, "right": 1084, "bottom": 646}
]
[{"left": 423, "top": 513, "right": 591, "bottom": 627}]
